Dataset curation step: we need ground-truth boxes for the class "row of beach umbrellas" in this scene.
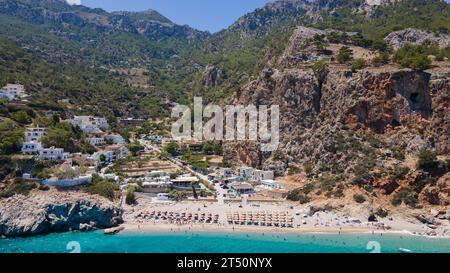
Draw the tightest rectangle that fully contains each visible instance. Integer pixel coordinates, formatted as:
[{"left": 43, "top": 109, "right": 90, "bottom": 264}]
[
  {"left": 141, "top": 211, "right": 219, "bottom": 224},
  {"left": 227, "top": 211, "right": 294, "bottom": 228}
]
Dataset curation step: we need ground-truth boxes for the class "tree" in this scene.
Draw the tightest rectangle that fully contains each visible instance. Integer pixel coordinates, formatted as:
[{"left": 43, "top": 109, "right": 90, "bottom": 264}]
[
  {"left": 10, "top": 111, "right": 31, "bottom": 125},
  {"left": 99, "top": 154, "right": 106, "bottom": 162},
  {"left": 372, "top": 52, "right": 390, "bottom": 66},
  {"left": 311, "top": 60, "right": 328, "bottom": 75},
  {"left": 191, "top": 182, "right": 198, "bottom": 199},
  {"left": 164, "top": 142, "right": 180, "bottom": 156},
  {"left": 353, "top": 194, "right": 366, "bottom": 204},
  {"left": 42, "top": 127, "right": 72, "bottom": 149},
  {"left": 199, "top": 189, "right": 208, "bottom": 198},
  {"left": 168, "top": 190, "right": 186, "bottom": 201},
  {"left": 393, "top": 44, "right": 433, "bottom": 71},
  {"left": 84, "top": 175, "right": 119, "bottom": 201},
  {"left": 312, "top": 34, "right": 329, "bottom": 53},
  {"left": 125, "top": 188, "right": 136, "bottom": 205},
  {"left": 127, "top": 143, "right": 144, "bottom": 156},
  {"left": 416, "top": 150, "right": 438, "bottom": 172},
  {"left": 0, "top": 120, "right": 23, "bottom": 155},
  {"left": 336, "top": 46, "right": 353, "bottom": 64}
]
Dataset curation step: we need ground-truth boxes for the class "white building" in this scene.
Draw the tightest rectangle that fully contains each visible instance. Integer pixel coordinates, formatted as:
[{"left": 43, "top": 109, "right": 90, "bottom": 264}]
[
  {"left": 95, "top": 117, "right": 109, "bottom": 130},
  {"left": 218, "top": 168, "right": 233, "bottom": 178},
  {"left": 24, "top": 127, "right": 47, "bottom": 142},
  {"left": 252, "top": 170, "right": 274, "bottom": 182},
  {"left": 230, "top": 182, "right": 255, "bottom": 195},
  {"left": 21, "top": 142, "right": 43, "bottom": 154},
  {"left": 89, "top": 150, "right": 115, "bottom": 164},
  {"left": 237, "top": 167, "right": 255, "bottom": 179},
  {"left": 147, "top": 135, "right": 163, "bottom": 143},
  {"left": 0, "top": 84, "right": 27, "bottom": 101},
  {"left": 68, "top": 116, "right": 109, "bottom": 133},
  {"left": 171, "top": 176, "right": 200, "bottom": 189},
  {"left": 0, "top": 90, "right": 15, "bottom": 101},
  {"left": 39, "top": 147, "right": 70, "bottom": 161},
  {"left": 87, "top": 137, "right": 105, "bottom": 146},
  {"left": 261, "top": 179, "right": 282, "bottom": 189},
  {"left": 236, "top": 167, "right": 274, "bottom": 182},
  {"left": 106, "top": 134, "right": 125, "bottom": 144},
  {"left": 41, "top": 175, "right": 92, "bottom": 188}
]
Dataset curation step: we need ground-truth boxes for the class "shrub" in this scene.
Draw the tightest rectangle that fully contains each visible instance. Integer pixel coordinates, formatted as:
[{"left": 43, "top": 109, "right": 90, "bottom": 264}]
[
  {"left": 311, "top": 60, "right": 328, "bottom": 74},
  {"left": 351, "top": 58, "right": 367, "bottom": 72},
  {"left": 288, "top": 166, "right": 302, "bottom": 175},
  {"left": 127, "top": 143, "right": 144, "bottom": 156},
  {"left": 125, "top": 189, "right": 136, "bottom": 205},
  {"left": 393, "top": 44, "right": 433, "bottom": 71},
  {"left": 372, "top": 52, "right": 390, "bottom": 66},
  {"left": 41, "top": 122, "right": 78, "bottom": 152},
  {"left": 416, "top": 150, "right": 438, "bottom": 172},
  {"left": 199, "top": 189, "right": 208, "bottom": 198},
  {"left": 38, "top": 184, "right": 50, "bottom": 191},
  {"left": 0, "top": 120, "right": 24, "bottom": 155},
  {"left": 287, "top": 188, "right": 310, "bottom": 204},
  {"left": 392, "top": 188, "right": 419, "bottom": 208},
  {"left": 0, "top": 180, "right": 37, "bottom": 198},
  {"left": 375, "top": 207, "right": 389, "bottom": 218},
  {"left": 336, "top": 46, "right": 353, "bottom": 64},
  {"left": 389, "top": 166, "right": 410, "bottom": 181},
  {"left": 84, "top": 175, "right": 119, "bottom": 201},
  {"left": 168, "top": 190, "right": 187, "bottom": 201},
  {"left": 304, "top": 163, "right": 314, "bottom": 177},
  {"left": 353, "top": 194, "right": 366, "bottom": 204},
  {"left": 164, "top": 142, "right": 180, "bottom": 156},
  {"left": 10, "top": 111, "right": 31, "bottom": 125},
  {"left": 297, "top": 193, "right": 310, "bottom": 204}
]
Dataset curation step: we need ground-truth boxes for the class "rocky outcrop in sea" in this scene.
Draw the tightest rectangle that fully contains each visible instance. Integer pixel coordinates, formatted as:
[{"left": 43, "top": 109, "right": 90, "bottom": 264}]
[{"left": 0, "top": 191, "right": 123, "bottom": 237}]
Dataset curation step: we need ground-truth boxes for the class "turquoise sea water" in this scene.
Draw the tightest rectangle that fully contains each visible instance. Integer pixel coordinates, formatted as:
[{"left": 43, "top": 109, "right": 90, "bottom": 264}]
[{"left": 1, "top": 230, "right": 450, "bottom": 253}]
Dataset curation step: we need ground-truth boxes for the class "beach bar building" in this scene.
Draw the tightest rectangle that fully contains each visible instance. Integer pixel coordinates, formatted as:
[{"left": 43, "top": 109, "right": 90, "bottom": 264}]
[
  {"left": 171, "top": 176, "right": 200, "bottom": 190},
  {"left": 230, "top": 182, "right": 255, "bottom": 195}
]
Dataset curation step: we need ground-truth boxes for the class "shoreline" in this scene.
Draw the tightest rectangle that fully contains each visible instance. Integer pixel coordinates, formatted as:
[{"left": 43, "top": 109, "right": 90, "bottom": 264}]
[{"left": 119, "top": 222, "right": 437, "bottom": 238}]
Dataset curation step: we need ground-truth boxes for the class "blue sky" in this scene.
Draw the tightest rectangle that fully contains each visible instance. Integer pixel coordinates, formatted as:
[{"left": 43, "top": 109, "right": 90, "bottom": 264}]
[{"left": 79, "top": 0, "right": 275, "bottom": 33}]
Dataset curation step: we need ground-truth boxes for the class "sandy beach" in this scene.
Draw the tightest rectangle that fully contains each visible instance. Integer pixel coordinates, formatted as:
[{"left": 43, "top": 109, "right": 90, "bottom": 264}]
[{"left": 121, "top": 196, "right": 450, "bottom": 237}]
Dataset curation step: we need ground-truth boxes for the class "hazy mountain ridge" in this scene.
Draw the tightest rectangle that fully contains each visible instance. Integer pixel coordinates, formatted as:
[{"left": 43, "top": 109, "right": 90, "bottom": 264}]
[{"left": 0, "top": 0, "right": 449, "bottom": 112}]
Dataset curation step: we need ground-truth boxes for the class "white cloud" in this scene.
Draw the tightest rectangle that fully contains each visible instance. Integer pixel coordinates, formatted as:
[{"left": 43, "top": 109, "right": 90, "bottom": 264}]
[{"left": 66, "top": 0, "right": 81, "bottom": 5}]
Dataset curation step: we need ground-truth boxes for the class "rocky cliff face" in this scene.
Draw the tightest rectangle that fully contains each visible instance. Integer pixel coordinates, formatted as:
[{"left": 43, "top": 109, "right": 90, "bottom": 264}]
[
  {"left": 385, "top": 28, "right": 450, "bottom": 50},
  {"left": 225, "top": 64, "right": 449, "bottom": 172},
  {"left": 0, "top": 191, "right": 123, "bottom": 237},
  {"left": 223, "top": 23, "right": 450, "bottom": 179}
]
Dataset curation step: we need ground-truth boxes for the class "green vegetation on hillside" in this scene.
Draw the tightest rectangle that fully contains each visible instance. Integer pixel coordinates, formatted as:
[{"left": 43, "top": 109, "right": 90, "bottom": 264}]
[{"left": 313, "top": 0, "right": 450, "bottom": 43}]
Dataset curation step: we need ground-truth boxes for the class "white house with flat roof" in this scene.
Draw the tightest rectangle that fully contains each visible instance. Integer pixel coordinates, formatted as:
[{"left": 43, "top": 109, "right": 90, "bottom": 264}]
[
  {"left": 104, "top": 144, "right": 128, "bottom": 161},
  {"left": 171, "top": 176, "right": 200, "bottom": 189},
  {"left": 106, "top": 134, "right": 125, "bottom": 144},
  {"left": 251, "top": 170, "right": 274, "bottom": 182},
  {"left": 89, "top": 150, "right": 115, "bottom": 164},
  {"left": 87, "top": 137, "right": 105, "bottom": 146},
  {"left": 21, "top": 142, "right": 43, "bottom": 154},
  {"left": 24, "top": 127, "right": 47, "bottom": 142},
  {"left": 230, "top": 182, "right": 255, "bottom": 195},
  {"left": 261, "top": 179, "right": 282, "bottom": 189},
  {"left": 0, "top": 84, "right": 27, "bottom": 101},
  {"left": 237, "top": 167, "right": 274, "bottom": 182},
  {"left": 39, "top": 147, "right": 70, "bottom": 161},
  {"left": 237, "top": 167, "right": 255, "bottom": 179},
  {"left": 68, "top": 116, "right": 109, "bottom": 134}
]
